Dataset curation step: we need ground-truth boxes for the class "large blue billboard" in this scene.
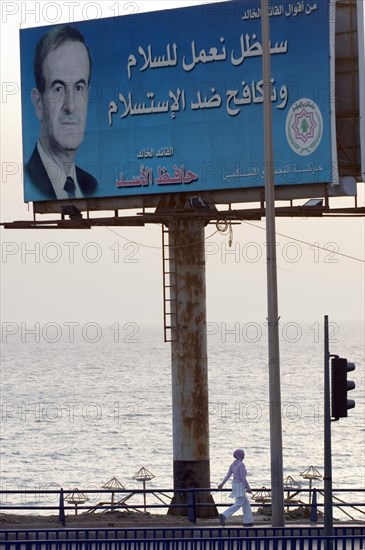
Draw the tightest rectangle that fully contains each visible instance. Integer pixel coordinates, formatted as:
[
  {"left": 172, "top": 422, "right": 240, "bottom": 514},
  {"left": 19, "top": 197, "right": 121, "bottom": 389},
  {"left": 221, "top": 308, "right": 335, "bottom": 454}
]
[{"left": 20, "top": 0, "right": 337, "bottom": 202}]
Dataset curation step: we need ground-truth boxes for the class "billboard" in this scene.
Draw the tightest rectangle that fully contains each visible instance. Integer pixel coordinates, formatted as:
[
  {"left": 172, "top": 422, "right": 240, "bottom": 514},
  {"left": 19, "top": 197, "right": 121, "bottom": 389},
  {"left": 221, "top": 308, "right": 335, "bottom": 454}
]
[{"left": 20, "top": 0, "right": 337, "bottom": 203}]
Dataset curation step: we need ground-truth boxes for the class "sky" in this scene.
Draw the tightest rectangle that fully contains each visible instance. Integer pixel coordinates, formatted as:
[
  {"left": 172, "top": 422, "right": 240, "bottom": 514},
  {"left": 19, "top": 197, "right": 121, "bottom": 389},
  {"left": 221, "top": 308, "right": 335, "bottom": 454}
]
[{"left": 0, "top": 0, "right": 364, "bottom": 345}]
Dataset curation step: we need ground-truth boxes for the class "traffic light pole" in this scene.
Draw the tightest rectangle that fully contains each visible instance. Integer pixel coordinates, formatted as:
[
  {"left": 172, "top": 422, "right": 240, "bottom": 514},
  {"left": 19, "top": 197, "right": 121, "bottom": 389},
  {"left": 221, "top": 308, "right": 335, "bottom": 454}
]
[{"left": 324, "top": 315, "right": 334, "bottom": 540}]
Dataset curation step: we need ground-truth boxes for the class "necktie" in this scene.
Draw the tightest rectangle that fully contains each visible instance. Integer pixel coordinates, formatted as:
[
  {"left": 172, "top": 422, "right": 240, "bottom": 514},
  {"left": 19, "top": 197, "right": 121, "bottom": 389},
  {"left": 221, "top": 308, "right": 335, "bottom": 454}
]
[{"left": 64, "top": 176, "right": 76, "bottom": 198}]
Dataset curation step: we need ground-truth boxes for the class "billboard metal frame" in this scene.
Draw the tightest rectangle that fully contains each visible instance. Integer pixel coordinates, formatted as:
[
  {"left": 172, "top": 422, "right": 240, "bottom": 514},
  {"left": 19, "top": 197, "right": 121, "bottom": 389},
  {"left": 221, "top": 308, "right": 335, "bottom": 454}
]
[
  {"left": 335, "top": 0, "right": 362, "bottom": 178},
  {"left": 2, "top": 199, "right": 364, "bottom": 231}
]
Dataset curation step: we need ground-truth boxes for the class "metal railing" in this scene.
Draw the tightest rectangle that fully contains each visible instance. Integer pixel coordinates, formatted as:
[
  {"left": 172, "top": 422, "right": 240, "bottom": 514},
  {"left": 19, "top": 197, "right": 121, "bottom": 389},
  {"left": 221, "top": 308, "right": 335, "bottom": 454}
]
[
  {"left": 0, "top": 487, "right": 364, "bottom": 524},
  {"left": 0, "top": 533, "right": 364, "bottom": 550},
  {"left": 1, "top": 525, "right": 364, "bottom": 539}
]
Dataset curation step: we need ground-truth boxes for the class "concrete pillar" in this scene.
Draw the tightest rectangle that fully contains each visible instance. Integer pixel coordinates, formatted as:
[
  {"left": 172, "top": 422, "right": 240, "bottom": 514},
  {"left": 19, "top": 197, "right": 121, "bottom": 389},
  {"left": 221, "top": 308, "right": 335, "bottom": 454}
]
[{"left": 167, "top": 218, "right": 216, "bottom": 518}]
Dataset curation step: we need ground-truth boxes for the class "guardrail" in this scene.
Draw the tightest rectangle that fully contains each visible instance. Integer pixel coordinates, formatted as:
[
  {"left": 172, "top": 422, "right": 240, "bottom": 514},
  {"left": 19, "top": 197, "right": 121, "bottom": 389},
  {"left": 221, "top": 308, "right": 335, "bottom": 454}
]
[
  {"left": 1, "top": 526, "right": 364, "bottom": 540},
  {"left": 0, "top": 533, "right": 364, "bottom": 550},
  {"left": 0, "top": 487, "right": 364, "bottom": 524}
]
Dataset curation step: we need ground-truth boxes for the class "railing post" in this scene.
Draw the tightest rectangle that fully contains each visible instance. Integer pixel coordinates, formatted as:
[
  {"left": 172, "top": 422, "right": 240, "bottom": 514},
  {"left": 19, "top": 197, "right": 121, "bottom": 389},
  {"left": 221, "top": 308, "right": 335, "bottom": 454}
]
[
  {"left": 188, "top": 489, "right": 197, "bottom": 524},
  {"left": 59, "top": 487, "right": 65, "bottom": 526},
  {"left": 310, "top": 488, "right": 318, "bottom": 523}
]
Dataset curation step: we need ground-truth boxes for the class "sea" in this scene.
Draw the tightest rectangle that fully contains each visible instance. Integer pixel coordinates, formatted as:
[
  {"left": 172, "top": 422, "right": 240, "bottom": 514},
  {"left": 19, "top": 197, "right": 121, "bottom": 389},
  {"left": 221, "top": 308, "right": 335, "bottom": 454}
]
[{"left": 1, "top": 320, "right": 364, "bottom": 520}]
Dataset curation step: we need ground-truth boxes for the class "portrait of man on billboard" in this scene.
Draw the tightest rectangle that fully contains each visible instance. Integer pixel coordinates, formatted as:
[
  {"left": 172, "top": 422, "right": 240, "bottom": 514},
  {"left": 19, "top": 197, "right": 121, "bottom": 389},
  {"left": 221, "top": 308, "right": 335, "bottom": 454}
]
[{"left": 24, "top": 25, "right": 98, "bottom": 201}]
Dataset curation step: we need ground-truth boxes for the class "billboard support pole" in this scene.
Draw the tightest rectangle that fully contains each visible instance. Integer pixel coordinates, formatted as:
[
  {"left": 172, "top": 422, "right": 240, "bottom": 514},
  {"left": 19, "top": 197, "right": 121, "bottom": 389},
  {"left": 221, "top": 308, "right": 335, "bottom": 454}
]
[
  {"left": 166, "top": 214, "right": 216, "bottom": 518},
  {"left": 261, "top": 0, "right": 285, "bottom": 527}
]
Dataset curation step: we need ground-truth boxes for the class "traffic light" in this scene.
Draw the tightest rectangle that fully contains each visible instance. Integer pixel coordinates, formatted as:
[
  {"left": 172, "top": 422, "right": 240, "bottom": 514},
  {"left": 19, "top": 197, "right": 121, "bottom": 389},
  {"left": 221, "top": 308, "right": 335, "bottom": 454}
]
[{"left": 331, "top": 357, "right": 356, "bottom": 419}]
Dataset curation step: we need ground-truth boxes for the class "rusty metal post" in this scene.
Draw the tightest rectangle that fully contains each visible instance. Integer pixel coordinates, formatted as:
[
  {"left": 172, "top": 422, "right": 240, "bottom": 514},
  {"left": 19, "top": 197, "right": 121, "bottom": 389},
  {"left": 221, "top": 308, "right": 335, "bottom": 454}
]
[{"left": 167, "top": 217, "right": 216, "bottom": 518}]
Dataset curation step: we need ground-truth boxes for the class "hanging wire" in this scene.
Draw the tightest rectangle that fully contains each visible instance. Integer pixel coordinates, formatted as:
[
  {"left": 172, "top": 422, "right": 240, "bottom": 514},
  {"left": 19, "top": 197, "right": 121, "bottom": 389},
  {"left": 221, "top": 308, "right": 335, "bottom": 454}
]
[
  {"left": 216, "top": 220, "right": 233, "bottom": 247},
  {"left": 100, "top": 219, "right": 364, "bottom": 263}
]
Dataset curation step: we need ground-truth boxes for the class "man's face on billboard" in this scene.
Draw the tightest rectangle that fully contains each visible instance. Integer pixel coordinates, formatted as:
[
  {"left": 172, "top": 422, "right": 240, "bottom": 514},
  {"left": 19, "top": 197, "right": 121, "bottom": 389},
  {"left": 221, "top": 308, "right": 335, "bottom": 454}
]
[{"left": 33, "top": 40, "right": 90, "bottom": 157}]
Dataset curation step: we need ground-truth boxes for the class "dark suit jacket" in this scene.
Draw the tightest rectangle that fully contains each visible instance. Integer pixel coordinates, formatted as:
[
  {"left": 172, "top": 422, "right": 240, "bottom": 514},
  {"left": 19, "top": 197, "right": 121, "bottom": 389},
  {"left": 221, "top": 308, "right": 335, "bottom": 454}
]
[{"left": 24, "top": 146, "right": 98, "bottom": 201}]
